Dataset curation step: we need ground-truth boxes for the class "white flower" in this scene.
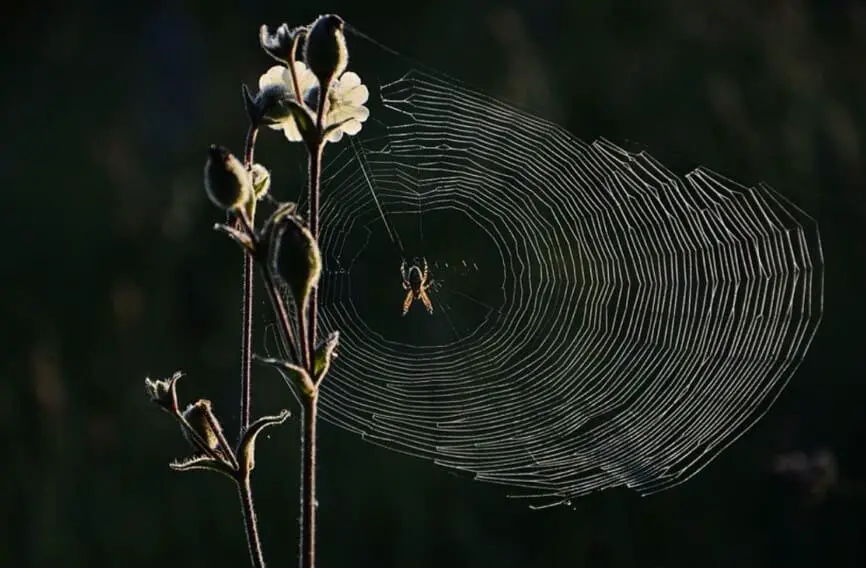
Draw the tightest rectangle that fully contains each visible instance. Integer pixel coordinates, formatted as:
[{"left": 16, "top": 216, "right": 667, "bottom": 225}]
[{"left": 258, "top": 61, "right": 369, "bottom": 144}]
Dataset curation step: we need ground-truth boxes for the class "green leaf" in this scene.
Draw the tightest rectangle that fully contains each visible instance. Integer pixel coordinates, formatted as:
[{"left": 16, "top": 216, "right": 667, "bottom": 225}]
[
  {"left": 170, "top": 455, "right": 235, "bottom": 480},
  {"left": 254, "top": 355, "right": 316, "bottom": 395},
  {"left": 237, "top": 410, "right": 290, "bottom": 474},
  {"left": 213, "top": 222, "right": 256, "bottom": 254}
]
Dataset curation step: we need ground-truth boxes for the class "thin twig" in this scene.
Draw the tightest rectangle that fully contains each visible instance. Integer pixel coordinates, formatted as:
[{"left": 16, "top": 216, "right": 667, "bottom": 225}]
[{"left": 238, "top": 474, "right": 267, "bottom": 568}]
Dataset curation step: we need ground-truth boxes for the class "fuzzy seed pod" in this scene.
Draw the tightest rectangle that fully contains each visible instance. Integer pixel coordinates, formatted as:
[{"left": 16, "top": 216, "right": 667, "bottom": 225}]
[{"left": 203, "top": 145, "right": 251, "bottom": 211}]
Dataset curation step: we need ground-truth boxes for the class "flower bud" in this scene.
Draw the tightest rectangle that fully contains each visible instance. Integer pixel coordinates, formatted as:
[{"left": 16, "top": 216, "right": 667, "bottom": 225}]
[
  {"left": 204, "top": 145, "right": 251, "bottom": 211},
  {"left": 303, "top": 14, "right": 348, "bottom": 89},
  {"left": 181, "top": 399, "right": 225, "bottom": 455},
  {"left": 268, "top": 213, "right": 321, "bottom": 316}
]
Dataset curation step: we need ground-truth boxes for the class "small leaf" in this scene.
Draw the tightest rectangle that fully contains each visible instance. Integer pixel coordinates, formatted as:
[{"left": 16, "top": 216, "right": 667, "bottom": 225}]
[
  {"left": 170, "top": 455, "right": 236, "bottom": 480},
  {"left": 237, "top": 410, "right": 290, "bottom": 474},
  {"left": 254, "top": 355, "right": 316, "bottom": 395},
  {"left": 213, "top": 222, "right": 256, "bottom": 253},
  {"left": 313, "top": 331, "right": 340, "bottom": 383}
]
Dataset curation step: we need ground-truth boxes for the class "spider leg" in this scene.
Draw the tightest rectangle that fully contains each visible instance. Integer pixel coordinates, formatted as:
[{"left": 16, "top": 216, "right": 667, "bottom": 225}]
[
  {"left": 400, "top": 259, "right": 407, "bottom": 282},
  {"left": 422, "top": 257, "right": 429, "bottom": 282},
  {"left": 419, "top": 289, "right": 434, "bottom": 314},
  {"left": 401, "top": 289, "right": 414, "bottom": 316}
]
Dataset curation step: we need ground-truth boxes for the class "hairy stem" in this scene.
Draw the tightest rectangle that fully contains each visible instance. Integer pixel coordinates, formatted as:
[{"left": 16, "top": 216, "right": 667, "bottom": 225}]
[
  {"left": 238, "top": 475, "right": 267, "bottom": 568},
  {"left": 300, "top": 392, "right": 318, "bottom": 568},
  {"left": 240, "top": 251, "right": 254, "bottom": 431},
  {"left": 239, "top": 125, "right": 259, "bottom": 434},
  {"left": 298, "top": 90, "right": 327, "bottom": 567},
  {"left": 306, "top": 142, "right": 323, "bottom": 368}
]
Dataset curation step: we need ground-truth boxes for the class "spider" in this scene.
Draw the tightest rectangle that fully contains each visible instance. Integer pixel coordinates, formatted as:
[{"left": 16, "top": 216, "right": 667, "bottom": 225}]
[{"left": 401, "top": 258, "right": 434, "bottom": 316}]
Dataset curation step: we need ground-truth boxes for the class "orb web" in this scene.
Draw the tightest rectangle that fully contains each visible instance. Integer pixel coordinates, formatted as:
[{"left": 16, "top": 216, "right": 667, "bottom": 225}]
[{"left": 281, "top": 34, "right": 824, "bottom": 506}]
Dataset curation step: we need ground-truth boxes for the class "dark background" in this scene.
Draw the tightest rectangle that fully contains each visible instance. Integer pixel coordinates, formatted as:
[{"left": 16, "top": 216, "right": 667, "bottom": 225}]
[{"left": 3, "top": 0, "right": 865, "bottom": 566}]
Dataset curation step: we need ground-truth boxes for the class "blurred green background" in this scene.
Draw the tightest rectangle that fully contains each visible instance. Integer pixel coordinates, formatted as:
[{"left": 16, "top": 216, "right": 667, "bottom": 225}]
[{"left": 3, "top": 0, "right": 865, "bottom": 566}]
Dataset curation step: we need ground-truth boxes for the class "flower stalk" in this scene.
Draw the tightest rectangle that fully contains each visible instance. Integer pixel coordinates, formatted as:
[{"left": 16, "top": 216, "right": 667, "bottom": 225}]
[{"left": 147, "top": 13, "right": 360, "bottom": 568}]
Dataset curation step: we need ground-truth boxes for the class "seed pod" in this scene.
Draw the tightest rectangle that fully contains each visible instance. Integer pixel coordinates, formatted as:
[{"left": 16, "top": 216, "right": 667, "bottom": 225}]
[
  {"left": 268, "top": 213, "right": 321, "bottom": 316},
  {"left": 181, "top": 399, "right": 224, "bottom": 455},
  {"left": 203, "top": 145, "right": 251, "bottom": 211}
]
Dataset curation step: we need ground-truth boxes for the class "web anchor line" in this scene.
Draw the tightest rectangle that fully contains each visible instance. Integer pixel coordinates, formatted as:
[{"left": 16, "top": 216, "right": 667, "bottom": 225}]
[{"left": 349, "top": 136, "right": 403, "bottom": 253}]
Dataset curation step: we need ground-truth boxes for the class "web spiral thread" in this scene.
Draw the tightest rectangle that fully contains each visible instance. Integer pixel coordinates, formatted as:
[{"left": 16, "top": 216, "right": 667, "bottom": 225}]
[{"left": 286, "top": 58, "right": 824, "bottom": 506}]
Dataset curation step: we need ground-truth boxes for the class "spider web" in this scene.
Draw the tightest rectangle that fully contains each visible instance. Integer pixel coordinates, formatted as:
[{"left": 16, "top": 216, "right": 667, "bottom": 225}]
[{"left": 274, "top": 31, "right": 824, "bottom": 507}]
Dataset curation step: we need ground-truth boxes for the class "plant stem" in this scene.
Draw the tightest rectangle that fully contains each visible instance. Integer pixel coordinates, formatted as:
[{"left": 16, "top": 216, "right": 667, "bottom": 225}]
[
  {"left": 238, "top": 474, "right": 267, "bottom": 568},
  {"left": 300, "top": 391, "right": 318, "bottom": 568},
  {"left": 239, "top": 125, "right": 259, "bottom": 434},
  {"left": 240, "top": 249, "right": 254, "bottom": 431},
  {"left": 306, "top": 142, "right": 323, "bottom": 367},
  {"left": 299, "top": 102, "right": 325, "bottom": 567}
]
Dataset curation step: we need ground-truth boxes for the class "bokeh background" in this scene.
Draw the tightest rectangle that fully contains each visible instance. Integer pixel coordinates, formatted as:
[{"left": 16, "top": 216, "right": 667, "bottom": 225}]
[{"left": 4, "top": 0, "right": 866, "bottom": 566}]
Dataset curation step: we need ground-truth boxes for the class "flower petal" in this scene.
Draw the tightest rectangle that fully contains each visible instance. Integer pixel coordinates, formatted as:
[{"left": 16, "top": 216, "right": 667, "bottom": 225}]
[
  {"left": 340, "top": 119, "right": 362, "bottom": 136},
  {"left": 338, "top": 72, "right": 361, "bottom": 89},
  {"left": 293, "top": 61, "right": 319, "bottom": 94},
  {"left": 326, "top": 129, "right": 345, "bottom": 143},
  {"left": 259, "top": 65, "right": 288, "bottom": 90},
  {"left": 342, "top": 83, "right": 369, "bottom": 107}
]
